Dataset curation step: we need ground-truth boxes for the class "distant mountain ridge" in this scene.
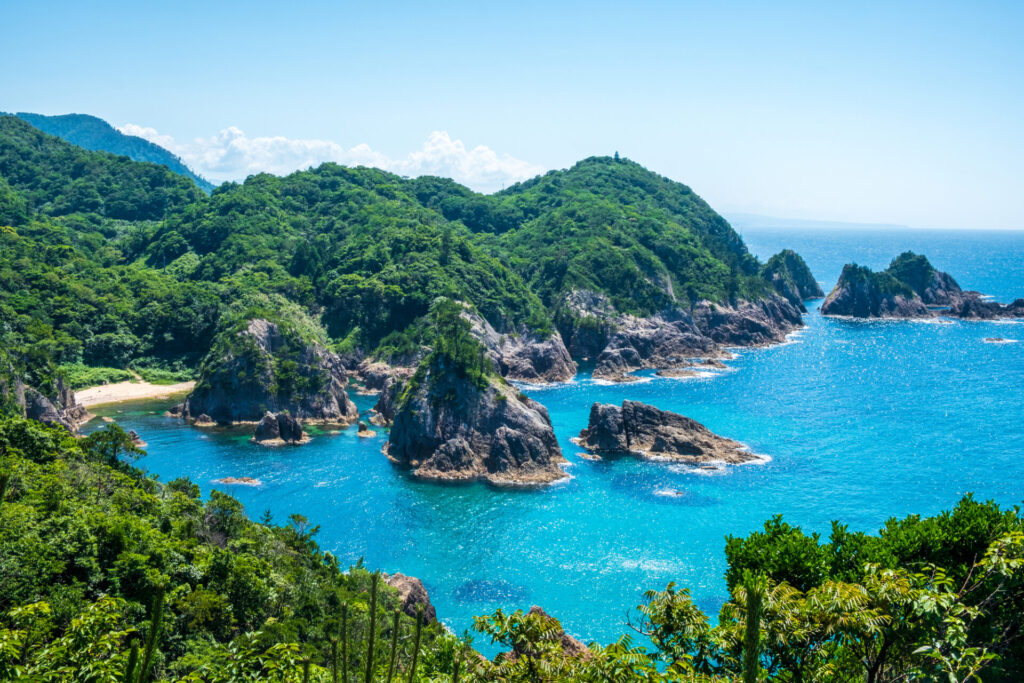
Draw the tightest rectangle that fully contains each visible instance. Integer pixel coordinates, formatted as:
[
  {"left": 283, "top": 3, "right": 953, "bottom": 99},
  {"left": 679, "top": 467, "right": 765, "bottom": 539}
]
[{"left": 10, "top": 112, "right": 213, "bottom": 192}]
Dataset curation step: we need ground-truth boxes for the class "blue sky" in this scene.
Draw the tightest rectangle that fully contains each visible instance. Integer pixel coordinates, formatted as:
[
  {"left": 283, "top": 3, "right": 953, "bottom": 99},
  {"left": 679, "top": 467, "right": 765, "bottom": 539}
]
[{"left": 3, "top": 1, "right": 1022, "bottom": 228}]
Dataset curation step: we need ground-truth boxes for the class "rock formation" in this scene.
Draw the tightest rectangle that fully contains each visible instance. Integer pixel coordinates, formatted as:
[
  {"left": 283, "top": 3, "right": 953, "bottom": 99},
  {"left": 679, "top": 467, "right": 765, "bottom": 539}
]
[
  {"left": 574, "top": 400, "right": 758, "bottom": 465},
  {"left": 179, "top": 318, "right": 358, "bottom": 425},
  {"left": 12, "top": 376, "right": 89, "bottom": 431},
  {"left": 762, "top": 249, "right": 825, "bottom": 309},
  {"left": 822, "top": 252, "right": 1024, "bottom": 321},
  {"left": 464, "top": 308, "right": 577, "bottom": 383},
  {"left": 592, "top": 295, "right": 801, "bottom": 381},
  {"left": 383, "top": 573, "right": 437, "bottom": 624},
  {"left": 251, "top": 411, "right": 308, "bottom": 445},
  {"left": 821, "top": 264, "right": 931, "bottom": 318},
  {"left": 385, "top": 357, "right": 567, "bottom": 485},
  {"left": 950, "top": 294, "right": 1024, "bottom": 320}
]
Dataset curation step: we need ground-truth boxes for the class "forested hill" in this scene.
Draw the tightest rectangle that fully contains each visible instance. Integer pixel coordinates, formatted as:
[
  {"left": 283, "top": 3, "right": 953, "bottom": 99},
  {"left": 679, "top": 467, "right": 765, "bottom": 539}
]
[
  {"left": 1, "top": 117, "right": 807, "bottom": 402},
  {"left": 11, "top": 112, "right": 214, "bottom": 192},
  {"left": 0, "top": 115, "right": 204, "bottom": 222}
]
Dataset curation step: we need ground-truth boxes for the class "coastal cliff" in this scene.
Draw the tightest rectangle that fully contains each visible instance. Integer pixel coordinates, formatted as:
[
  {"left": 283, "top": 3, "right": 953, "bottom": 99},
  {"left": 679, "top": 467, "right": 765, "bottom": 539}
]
[
  {"left": 177, "top": 303, "right": 358, "bottom": 425},
  {"left": 574, "top": 400, "right": 759, "bottom": 465},
  {"left": 591, "top": 294, "right": 802, "bottom": 381},
  {"left": 821, "top": 263, "right": 930, "bottom": 318}
]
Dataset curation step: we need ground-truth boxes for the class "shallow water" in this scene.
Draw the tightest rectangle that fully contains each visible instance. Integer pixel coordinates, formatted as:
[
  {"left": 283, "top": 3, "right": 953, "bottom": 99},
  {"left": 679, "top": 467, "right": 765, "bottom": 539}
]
[{"left": 89, "top": 228, "right": 1024, "bottom": 648}]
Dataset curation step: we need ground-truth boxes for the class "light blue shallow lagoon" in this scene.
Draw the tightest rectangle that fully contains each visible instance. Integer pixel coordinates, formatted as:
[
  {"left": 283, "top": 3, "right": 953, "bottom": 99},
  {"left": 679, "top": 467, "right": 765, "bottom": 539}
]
[{"left": 90, "top": 228, "right": 1024, "bottom": 649}]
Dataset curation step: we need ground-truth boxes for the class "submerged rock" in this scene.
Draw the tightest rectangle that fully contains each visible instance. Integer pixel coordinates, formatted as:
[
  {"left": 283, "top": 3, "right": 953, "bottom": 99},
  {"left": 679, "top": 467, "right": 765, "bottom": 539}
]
[
  {"left": 181, "top": 317, "right": 358, "bottom": 425},
  {"left": 252, "top": 411, "right": 308, "bottom": 445},
  {"left": 575, "top": 400, "right": 758, "bottom": 465},
  {"left": 385, "top": 357, "right": 567, "bottom": 486},
  {"left": 384, "top": 573, "right": 437, "bottom": 624}
]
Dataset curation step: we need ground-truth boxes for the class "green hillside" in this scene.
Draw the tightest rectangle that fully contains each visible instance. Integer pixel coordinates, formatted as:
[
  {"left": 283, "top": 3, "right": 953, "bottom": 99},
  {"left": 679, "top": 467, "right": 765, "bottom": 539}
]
[{"left": 13, "top": 112, "right": 214, "bottom": 192}]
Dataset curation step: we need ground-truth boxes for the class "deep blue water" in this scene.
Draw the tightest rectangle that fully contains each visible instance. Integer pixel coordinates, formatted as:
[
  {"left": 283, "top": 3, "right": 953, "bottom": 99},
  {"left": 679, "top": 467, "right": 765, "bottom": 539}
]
[{"left": 89, "top": 228, "right": 1024, "bottom": 648}]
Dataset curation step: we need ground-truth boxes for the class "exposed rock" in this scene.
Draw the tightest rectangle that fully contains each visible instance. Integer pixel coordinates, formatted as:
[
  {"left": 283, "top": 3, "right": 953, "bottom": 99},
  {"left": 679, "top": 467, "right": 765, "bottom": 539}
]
[
  {"left": 252, "top": 411, "right": 307, "bottom": 445},
  {"left": 762, "top": 249, "right": 825, "bottom": 309},
  {"left": 558, "top": 290, "right": 617, "bottom": 359},
  {"left": 384, "top": 573, "right": 437, "bottom": 624},
  {"left": 950, "top": 293, "right": 1024, "bottom": 320},
  {"left": 357, "top": 421, "right": 376, "bottom": 438},
  {"left": 464, "top": 308, "right": 577, "bottom": 383},
  {"left": 691, "top": 296, "right": 803, "bottom": 347},
  {"left": 19, "top": 377, "right": 88, "bottom": 431},
  {"left": 354, "top": 361, "right": 410, "bottom": 393},
  {"left": 194, "top": 414, "right": 214, "bottom": 426},
  {"left": 127, "top": 430, "right": 147, "bottom": 448},
  {"left": 495, "top": 606, "right": 590, "bottom": 664},
  {"left": 821, "top": 264, "right": 931, "bottom": 318},
  {"left": 591, "top": 296, "right": 800, "bottom": 381},
  {"left": 526, "top": 607, "right": 590, "bottom": 659},
  {"left": 385, "top": 357, "right": 567, "bottom": 486},
  {"left": 370, "top": 378, "right": 400, "bottom": 427},
  {"left": 593, "top": 312, "right": 713, "bottom": 381},
  {"left": 886, "top": 251, "right": 963, "bottom": 305},
  {"left": 574, "top": 400, "right": 759, "bottom": 465},
  {"left": 181, "top": 318, "right": 358, "bottom": 425},
  {"left": 212, "top": 476, "right": 262, "bottom": 486}
]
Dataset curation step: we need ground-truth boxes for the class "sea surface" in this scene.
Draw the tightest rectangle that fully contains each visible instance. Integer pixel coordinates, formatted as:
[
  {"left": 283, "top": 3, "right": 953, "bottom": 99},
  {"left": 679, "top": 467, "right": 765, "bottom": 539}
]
[{"left": 89, "top": 228, "right": 1024, "bottom": 649}]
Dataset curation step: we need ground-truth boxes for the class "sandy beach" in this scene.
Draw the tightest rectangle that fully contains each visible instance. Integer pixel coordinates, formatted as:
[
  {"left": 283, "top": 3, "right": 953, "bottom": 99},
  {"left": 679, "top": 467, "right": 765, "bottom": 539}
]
[{"left": 76, "top": 380, "right": 195, "bottom": 407}]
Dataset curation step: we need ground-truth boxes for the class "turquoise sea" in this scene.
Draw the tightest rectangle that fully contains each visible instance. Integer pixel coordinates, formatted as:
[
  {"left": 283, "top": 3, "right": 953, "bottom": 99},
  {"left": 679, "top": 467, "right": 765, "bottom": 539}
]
[{"left": 90, "top": 228, "right": 1024, "bottom": 648}]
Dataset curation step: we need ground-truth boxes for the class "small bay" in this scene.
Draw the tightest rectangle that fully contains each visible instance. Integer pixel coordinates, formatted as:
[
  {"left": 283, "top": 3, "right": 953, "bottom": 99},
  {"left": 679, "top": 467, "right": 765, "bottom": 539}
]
[{"left": 89, "top": 227, "right": 1024, "bottom": 647}]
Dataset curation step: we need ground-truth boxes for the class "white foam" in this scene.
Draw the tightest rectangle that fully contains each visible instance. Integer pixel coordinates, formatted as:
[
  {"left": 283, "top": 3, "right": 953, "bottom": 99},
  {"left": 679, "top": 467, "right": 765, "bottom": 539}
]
[{"left": 983, "top": 338, "right": 1019, "bottom": 344}]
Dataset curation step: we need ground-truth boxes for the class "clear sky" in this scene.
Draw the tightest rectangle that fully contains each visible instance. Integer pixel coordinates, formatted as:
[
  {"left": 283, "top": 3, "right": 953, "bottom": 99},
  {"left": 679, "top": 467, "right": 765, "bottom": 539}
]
[{"left": 3, "top": 1, "right": 1022, "bottom": 229}]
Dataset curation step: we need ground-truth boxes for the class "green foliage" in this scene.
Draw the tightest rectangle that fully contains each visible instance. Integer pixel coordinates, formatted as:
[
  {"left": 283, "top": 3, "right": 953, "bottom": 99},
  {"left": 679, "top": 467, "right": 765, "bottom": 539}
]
[
  {"left": 0, "top": 415, "right": 443, "bottom": 679},
  {"left": 0, "top": 115, "right": 203, "bottom": 221},
  {"left": 58, "top": 363, "right": 134, "bottom": 389},
  {"left": 13, "top": 112, "right": 214, "bottom": 193}
]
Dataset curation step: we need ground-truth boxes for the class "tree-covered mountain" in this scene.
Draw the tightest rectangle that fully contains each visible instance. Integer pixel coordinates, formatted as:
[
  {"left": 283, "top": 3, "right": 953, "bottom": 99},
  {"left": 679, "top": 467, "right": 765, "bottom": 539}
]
[
  {"left": 0, "top": 115, "right": 819, "bottom": 410},
  {"left": 12, "top": 112, "right": 214, "bottom": 192}
]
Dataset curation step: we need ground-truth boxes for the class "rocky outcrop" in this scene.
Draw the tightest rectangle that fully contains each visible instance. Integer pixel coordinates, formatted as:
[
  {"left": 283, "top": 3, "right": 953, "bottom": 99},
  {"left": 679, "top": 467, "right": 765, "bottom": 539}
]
[
  {"left": 384, "top": 573, "right": 437, "bottom": 624},
  {"left": 370, "top": 379, "right": 400, "bottom": 426},
  {"left": 385, "top": 357, "right": 567, "bottom": 485},
  {"left": 574, "top": 400, "right": 758, "bottom": 465},
  {"left": 251, "top": 411, "right": 308, "bottom": 445},
  {"left": 821, "top": 264, "right": 931, "bottom": 318},
  {"left": 128, "top": 430, "right": 147, "bottom": 448},
  {"left": 17, "top": 377, "right": 88, "bottom": 431},
  {"left": 464, "top": 309, "right": 577, "bottom": 383},
  {"left": 885, "top": 251, "right": 963, "bottom": 305},
  {"left": 593, "top": 312, "right": 713, "bottom": 381},
  {"left": 762, "top": 249, "right": 825, "bottom": 309},
  {"left": 557, "top": 290, "right": 617, "bottom": 359},
  {"left": 179, "top": 318, "right": 358, "bottom": 425},
  {"left": 950, "top": 293, "right": 1024, "bottom": 320},
  {"left": 592, "top": 295, "right": 800, "bottom": 381}
]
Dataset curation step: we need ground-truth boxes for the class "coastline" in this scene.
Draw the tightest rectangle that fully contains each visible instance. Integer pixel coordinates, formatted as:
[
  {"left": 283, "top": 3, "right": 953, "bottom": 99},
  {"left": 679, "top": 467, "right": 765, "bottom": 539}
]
[{"left": 75, "top": 380, "right": 195, "bottom": 407}]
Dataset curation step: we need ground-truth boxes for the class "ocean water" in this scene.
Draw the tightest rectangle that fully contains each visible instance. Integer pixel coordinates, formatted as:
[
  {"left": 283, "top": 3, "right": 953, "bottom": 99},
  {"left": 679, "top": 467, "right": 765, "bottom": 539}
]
[{"left": 89, "top": 228, "right": 1024, "bottom": 649}]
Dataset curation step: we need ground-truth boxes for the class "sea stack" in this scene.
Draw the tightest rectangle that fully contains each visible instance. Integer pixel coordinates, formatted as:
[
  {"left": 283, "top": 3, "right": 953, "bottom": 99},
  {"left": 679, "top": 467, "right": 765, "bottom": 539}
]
[
  {"left": 179, "top": 313, "right": 358, "bottom": 426},
  {"left": 385, "top": 304, "right": 567, "bottom": 485},
  {"left": 575, "top": 400, "right": 759, "bottom": 465},
  {"left": 252, "top": 411, "right": 309, "bottom": 445}
]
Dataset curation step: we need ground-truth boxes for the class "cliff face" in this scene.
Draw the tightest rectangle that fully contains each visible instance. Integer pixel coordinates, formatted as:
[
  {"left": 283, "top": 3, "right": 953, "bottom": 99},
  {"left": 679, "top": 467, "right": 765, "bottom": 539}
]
[
  {"left": 951, "top": 295, "right": 1024, "bottom": 320},
  {"left": 885, "top": 251, "right": 963, "bottom": 305},
  {"left": 762, "top": 249, "right": 825, "bottom": 309},
  {"left": 385, "top": 357, "right": 567, "bottom": 485},
  {"left": 3, "top": 372, "right": 88, "bottom": 432},
  {"left": 464, "top": 309, "right": 577, "bottom": 383},
  {"left": 575, "top": 400, "right": 758, "bottom": 464},
  {"left": 181, "top": 318, "right": 358, "bottom": 424},
  {"left": 821, "top": 264, "right": 931, "bottom": 318},
  {"left": 592, "top": 294, "right": 802, "bottom": 381}
]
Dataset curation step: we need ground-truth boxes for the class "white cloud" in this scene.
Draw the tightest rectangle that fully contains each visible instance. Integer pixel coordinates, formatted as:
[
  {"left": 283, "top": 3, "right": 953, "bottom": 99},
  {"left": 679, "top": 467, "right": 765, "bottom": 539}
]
[{"left": 118, "top": 124, "right": 544, "bottom": 193}]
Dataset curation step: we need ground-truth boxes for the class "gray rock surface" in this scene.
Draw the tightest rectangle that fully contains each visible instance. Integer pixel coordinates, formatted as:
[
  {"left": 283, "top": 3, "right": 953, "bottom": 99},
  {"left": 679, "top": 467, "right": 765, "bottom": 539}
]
[
  {"left": 464, "top": 308, "right": 577, "bottom": 383},
  {"left": 385, "top": 358, "right": 567, "bottom": 485},
  {"left": 252, "top": 411, "right": 307, "bottom": 445},
  {"left": 575, "top": 400, "right": 758, "bottom": 465},
  {"left": 384, "top": 573, "right": 437, "bottom": 624},
  {"left": 821, "top": 265, "right": 931, "bottom": 318},
  {"left": 181, "top": 318, "right": 358, "bottom": 425}
]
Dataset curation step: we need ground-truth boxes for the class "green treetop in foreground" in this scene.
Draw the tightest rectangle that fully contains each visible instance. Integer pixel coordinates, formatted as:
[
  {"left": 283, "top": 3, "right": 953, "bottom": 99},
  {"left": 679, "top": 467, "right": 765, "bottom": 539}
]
[{"left": 2, "top": 413, "right": 1023, "bottom": 681}]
